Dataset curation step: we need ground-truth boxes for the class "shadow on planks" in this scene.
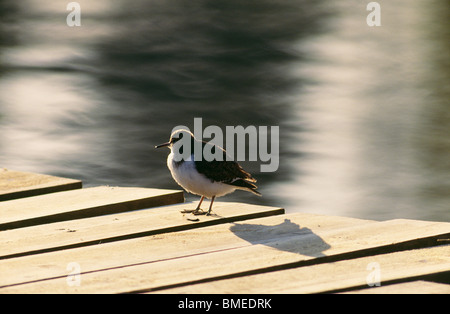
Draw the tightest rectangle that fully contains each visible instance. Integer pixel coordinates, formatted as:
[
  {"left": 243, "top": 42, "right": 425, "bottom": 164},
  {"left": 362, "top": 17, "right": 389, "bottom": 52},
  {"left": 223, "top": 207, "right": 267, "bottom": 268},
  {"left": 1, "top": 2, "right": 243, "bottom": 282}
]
[{"left": 230, "top": 218, "right": 331, "bottom": 257}]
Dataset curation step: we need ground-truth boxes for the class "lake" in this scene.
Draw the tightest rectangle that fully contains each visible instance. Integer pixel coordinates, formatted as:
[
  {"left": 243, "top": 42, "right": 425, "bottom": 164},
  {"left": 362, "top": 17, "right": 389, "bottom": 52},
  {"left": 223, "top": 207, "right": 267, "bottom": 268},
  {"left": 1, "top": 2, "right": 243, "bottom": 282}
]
[{"left": 0, "top": 0, "right": 448, "bottom": 221}]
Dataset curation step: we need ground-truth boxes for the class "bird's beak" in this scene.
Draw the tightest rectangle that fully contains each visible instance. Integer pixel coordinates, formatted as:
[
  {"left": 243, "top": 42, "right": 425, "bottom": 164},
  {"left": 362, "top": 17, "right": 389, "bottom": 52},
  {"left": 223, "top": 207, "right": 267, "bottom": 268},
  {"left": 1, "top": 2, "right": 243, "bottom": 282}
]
[{"left": 155, "top": 141, "right": 171, "bottom": 149}]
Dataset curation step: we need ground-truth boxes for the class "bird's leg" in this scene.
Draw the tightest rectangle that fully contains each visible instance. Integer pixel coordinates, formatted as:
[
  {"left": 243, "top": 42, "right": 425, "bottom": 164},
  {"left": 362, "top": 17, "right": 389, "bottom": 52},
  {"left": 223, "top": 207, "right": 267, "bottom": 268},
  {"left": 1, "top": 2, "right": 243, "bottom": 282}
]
[
  {"left": 206, "top": 196, "right": 216, "bottom": 216},
  {"left": 181, "top": 196, "right": 205, "bottom": 214},
  {"left": 192, "top": 196, "right": 207, "bottom": 215}
]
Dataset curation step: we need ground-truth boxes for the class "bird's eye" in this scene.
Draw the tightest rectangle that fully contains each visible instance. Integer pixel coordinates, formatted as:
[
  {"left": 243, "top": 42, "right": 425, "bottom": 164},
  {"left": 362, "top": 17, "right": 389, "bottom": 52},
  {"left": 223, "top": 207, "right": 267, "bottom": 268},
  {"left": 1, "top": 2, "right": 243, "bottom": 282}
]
[{"left": 171, "top": 137, "right": 181, "bottom": 144}]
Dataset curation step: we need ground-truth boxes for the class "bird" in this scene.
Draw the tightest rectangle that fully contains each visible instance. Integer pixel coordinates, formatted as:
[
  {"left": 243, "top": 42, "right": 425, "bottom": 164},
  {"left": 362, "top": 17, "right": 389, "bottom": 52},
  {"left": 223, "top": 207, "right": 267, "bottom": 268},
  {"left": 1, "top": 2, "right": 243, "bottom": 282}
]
[{"left": 155, "top": 129, "right": 261, "bottom": 216}]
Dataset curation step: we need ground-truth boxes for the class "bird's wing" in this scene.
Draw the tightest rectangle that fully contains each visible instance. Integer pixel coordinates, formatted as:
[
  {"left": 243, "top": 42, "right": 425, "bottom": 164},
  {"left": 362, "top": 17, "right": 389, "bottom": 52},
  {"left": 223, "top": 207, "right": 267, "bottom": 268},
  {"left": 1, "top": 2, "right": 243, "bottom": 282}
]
[
  {"left": 195, "top": 158, "right": 256, "bottom": 184},
  {"left": 194, "top": 140, "right": 257, "bottom": 184}
]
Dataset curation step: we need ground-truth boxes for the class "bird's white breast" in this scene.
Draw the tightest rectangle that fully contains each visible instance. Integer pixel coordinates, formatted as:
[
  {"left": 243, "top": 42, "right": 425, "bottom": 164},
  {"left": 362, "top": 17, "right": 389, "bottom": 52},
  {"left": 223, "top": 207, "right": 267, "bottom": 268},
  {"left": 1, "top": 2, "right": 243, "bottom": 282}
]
[{"left": 167, "top": 152, "right": 235, "bottom": 198}]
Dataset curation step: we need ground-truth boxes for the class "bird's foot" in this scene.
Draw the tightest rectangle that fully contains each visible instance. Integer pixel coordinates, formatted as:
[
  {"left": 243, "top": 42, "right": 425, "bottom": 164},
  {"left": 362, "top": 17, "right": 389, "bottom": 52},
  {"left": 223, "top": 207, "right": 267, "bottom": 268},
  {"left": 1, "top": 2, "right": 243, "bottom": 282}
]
[
  {"left": 192, "top": 208, "right": 207, "bottom": 215},
  {"left": 180, "top": 208, "right": 206, "bottom": 215}
]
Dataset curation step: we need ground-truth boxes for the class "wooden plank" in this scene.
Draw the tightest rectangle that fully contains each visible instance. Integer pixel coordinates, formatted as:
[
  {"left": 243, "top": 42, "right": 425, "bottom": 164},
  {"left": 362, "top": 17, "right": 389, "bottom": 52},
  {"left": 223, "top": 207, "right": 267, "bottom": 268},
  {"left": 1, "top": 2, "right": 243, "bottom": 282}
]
[
  {"left": 1, "top": 216, "right": 449, "bottom": 293},
  {"left": 0, "top": 169, "right": 82, "bottom": 201},
  {"left": 155, "top": 245, "right": 450, "bottom": 294},
  {"left": 0, "top": 202, "right": 284, "bottom": 259},
  {"left": 0, "top": 213, "right": 368, "bottom": 290},
  {"left": 341, "top": 280, "right": 450, "bottom": 294},
  {"left": 0, "top": 186, "right": 184, "bottom": 230}
]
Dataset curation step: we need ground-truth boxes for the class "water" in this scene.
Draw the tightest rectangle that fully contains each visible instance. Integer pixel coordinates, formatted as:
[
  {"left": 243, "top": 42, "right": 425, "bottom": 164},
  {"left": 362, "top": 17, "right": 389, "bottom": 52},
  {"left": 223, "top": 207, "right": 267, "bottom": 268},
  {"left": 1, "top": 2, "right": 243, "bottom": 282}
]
[{"left": 0, "top": 0, "right": 448, "bottom": 222}]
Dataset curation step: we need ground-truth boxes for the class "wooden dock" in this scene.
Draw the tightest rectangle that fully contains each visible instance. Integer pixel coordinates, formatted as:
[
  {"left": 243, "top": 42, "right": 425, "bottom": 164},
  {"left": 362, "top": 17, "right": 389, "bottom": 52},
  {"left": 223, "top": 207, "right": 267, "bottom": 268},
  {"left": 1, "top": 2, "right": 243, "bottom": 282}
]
[{"left": 0, "top": 169, "right": 449, "bottom": 294}]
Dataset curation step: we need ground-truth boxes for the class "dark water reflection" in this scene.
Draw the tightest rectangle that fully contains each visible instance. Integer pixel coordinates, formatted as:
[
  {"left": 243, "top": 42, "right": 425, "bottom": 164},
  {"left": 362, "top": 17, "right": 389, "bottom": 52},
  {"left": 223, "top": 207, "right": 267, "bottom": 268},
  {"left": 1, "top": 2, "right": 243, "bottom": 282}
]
[{"left": 0, "top": 1, "right": 448, "bottom": 221}]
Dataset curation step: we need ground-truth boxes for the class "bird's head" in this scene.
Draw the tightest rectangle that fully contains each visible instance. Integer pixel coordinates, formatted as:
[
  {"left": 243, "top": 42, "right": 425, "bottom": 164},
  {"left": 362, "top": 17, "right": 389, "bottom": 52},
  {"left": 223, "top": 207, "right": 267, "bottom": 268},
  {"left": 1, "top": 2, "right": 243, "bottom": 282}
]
[{"left": 155, "top": 129, "right": 194, "bottom": 149}]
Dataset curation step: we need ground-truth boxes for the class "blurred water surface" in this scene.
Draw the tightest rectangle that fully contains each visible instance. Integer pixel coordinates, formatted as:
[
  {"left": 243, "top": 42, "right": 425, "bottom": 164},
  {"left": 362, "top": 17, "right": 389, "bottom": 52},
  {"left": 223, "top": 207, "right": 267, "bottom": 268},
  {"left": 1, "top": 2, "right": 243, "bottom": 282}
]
[{"left": 0, "top": 0, "right": 448, "bottom": 221}]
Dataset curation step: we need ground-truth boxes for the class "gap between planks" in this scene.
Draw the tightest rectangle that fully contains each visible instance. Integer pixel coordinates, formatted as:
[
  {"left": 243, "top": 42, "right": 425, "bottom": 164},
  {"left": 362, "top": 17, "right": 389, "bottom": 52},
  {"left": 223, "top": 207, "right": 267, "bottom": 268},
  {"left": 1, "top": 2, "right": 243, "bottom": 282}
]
[
  {"left": 0, "top": 169, "right": 82, "bottom": 201},
  {"left": 153, "top": 245, "right": 450, "bottom": 294},
  {"left": 0, "top": 186, "right": 184, "bottom": 230}
]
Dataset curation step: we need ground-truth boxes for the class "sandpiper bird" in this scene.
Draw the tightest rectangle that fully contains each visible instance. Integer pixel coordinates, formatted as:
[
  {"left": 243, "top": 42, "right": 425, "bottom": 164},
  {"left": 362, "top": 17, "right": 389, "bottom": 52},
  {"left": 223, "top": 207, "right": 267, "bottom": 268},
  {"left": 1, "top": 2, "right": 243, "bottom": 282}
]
[{"left": 155, "top": 129, "right": 261, "bottom": 215}]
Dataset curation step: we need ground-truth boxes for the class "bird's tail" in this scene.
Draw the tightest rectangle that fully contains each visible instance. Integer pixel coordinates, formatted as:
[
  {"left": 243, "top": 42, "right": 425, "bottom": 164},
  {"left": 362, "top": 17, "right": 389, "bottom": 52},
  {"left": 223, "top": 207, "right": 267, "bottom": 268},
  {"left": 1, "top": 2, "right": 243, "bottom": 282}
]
[{"left": 229, "top": 178, "right": 262, "bottom": 196}]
